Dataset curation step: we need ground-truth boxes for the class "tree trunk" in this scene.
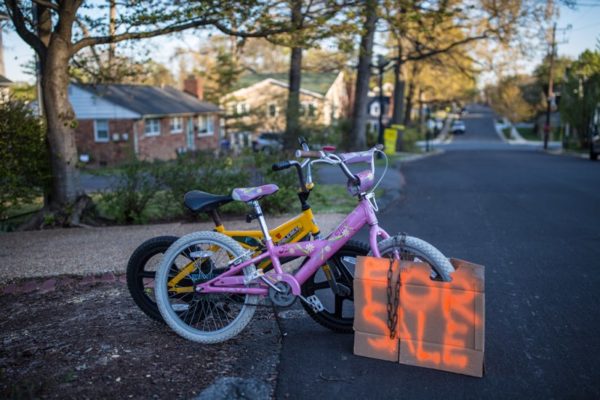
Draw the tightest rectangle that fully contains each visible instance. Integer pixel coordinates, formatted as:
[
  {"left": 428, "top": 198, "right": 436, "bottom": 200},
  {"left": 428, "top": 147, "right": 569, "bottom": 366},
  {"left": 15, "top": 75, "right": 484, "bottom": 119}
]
[
  {"left": 404, "top": 80, "right": 415, "bottom": 125},
  {"left": 348, "top": 0, "right": 378, "bottom": 150},
  {"left": 42, "top": 39, "right": 81, "bottom": 208},
  {"left": 391, "top": 61, "right": 405, "bottom": 125},
  {"left": 285, "top": 46, "right": 302, "bottom": 149}
]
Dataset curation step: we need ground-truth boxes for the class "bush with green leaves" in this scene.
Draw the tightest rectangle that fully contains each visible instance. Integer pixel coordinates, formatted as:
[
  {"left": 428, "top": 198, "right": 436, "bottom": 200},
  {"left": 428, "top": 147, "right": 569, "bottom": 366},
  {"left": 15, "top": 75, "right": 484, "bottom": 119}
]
[
  {"left": 0, "top": 100, "right": 50, "bottom": 219},
  {"left": 248, "top": 151, "right": 300, "bottom": 215},
  {"left": 153, "top": 151, "right": 250, "bottom": 216},
  {"left": 100, "top": 158, "right": 161, "bottom": 224}
]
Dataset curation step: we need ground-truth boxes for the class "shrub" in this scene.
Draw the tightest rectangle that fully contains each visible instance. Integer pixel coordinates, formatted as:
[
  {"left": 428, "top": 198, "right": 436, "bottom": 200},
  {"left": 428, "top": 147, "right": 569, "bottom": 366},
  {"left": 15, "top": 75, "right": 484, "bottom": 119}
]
[
  {"left": 0, "top": 100, "right": 50, "bottom": 219},
  {"left": 100, "top": 158, "right": 160, "bottom": 224},
  {"left": 250, "top": 151, "right": 300, "bottom": 215},
  {"left": 153, "top": 151, "right": 250, "bottom": 216}
]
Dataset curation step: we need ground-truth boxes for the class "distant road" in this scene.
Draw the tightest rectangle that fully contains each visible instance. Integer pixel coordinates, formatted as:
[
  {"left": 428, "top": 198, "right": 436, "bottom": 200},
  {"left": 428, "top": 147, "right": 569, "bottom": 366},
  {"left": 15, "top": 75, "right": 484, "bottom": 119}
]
[{"left": 425, "top": 104, "right": 561, "bottom": 152}]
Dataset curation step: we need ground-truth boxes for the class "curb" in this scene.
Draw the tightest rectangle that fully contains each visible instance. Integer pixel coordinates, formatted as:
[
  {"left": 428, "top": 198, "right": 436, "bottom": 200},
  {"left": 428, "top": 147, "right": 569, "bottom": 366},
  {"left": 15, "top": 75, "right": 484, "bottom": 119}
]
[{"left": 0, "top": 272, "right": 127, "bottom": 296}]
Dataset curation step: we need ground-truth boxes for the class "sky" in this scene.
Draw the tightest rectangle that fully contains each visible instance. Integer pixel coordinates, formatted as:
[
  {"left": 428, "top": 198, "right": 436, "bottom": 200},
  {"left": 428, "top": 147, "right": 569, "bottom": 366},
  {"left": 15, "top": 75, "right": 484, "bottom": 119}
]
[{"left": 2, "top": 3, "right": 600, "bottom": 85}]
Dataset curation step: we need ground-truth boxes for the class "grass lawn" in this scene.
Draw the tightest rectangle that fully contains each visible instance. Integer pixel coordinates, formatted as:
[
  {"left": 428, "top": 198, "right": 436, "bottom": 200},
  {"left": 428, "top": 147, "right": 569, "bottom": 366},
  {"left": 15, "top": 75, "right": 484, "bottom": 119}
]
[{"left": 516, "top": 127, "right": 540, "bottom": 141}]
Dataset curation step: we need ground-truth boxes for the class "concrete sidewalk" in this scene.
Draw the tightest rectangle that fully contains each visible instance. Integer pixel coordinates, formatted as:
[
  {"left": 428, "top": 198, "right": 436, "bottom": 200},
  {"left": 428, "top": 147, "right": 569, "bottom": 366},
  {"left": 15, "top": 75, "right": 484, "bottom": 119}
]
[{"left": 0, "top": 214, "right": 345, "bottom": 284}]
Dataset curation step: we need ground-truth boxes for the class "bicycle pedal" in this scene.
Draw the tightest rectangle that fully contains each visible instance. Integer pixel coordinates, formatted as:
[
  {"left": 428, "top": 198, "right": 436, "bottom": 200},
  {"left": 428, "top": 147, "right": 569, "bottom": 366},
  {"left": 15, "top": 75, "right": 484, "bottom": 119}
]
[
  {"left": 243, "top": 268, "right": 264, "bottom": 284},
  {"left": 304, "top": 295, "right": 324, "bottom": 313}
]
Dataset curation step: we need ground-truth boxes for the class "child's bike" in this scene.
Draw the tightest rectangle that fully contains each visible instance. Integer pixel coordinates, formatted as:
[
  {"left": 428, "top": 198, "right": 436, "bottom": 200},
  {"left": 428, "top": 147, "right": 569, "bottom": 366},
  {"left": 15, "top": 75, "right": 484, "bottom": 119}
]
[
  {"left": 155, "top": 145, "right": 455, "bottom": 343},
  {"left": 127, "top": 139, "right": 369, "bottom": 333}
]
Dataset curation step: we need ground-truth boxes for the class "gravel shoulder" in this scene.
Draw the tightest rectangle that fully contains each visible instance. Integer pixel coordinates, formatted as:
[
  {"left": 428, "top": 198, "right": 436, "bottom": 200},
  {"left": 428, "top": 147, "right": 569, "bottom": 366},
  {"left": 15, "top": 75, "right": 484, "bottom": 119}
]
[
  {"left": 0, "top": 213, "right": 345, "bottom": 284},
  {"left": 0, "top": 213, "right": 345, "bottom": 399}
]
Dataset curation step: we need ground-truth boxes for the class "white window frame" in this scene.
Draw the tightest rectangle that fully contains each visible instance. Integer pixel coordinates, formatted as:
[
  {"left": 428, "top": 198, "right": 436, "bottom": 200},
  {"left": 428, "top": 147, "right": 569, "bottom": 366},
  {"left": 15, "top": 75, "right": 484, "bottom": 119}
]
[
  {"left": 236, "top": 102, "right": 250, "bottom": 115},
  {"left": 371, "top": 102, "right": 381, "bottom": 117},
  {"left": 94, "top": 119, "right": 109, "bottom": 143},
  {"left": 267, "top": 102, "right": 278, "bottom": 118},
  {"left": 170, "top": 117, "right": 183, "bottom": 134},
  {"left": 197, "top": 115, "right": 214, "bottom": 137},
  {"left": 300, "top": 102, "right": 317, "bottom": 118},
  {"left": 145, "top": 118, "right": 161, "bottom": 136}
]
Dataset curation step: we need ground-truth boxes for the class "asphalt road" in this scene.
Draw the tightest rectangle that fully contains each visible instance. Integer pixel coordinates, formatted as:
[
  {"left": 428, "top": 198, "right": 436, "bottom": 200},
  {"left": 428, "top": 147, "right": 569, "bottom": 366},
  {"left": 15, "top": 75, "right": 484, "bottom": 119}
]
[{"left": 275, "top": 106, "right": 600, "bottom": 399}]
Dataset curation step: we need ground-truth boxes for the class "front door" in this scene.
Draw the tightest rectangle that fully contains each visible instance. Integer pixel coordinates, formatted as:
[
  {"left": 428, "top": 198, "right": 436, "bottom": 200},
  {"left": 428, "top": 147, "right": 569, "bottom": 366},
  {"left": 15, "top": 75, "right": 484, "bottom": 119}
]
[{"left": 186, "top": 118, "right": 195, "bottom": 151}]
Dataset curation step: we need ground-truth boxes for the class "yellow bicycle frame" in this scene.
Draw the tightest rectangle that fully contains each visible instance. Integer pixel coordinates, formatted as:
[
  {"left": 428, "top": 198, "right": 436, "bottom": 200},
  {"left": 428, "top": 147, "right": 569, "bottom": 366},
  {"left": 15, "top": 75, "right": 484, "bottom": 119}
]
[{"left": 168, "top": 204, "right": 321, "bottom": 293}]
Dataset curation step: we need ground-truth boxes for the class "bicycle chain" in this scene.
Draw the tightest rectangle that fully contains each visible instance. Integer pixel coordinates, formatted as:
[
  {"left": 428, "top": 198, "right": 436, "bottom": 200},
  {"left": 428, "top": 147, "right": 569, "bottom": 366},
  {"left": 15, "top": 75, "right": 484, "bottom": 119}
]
[{"left": 386, "top": 233, "right": 406, "bottom": 340}]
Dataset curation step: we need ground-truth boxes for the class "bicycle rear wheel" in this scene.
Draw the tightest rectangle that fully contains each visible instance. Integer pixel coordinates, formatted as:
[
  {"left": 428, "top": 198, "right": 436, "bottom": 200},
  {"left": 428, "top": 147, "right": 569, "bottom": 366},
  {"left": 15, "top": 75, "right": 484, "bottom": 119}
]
[
  {"left": 126, "top": 235, "right": 178, "bottom": 322},
  {"left": 301, "top": 240, "right": 369, "bottom": 333},
  {"left": 155, "top": 231, "right": 259, "bottom": 344}
]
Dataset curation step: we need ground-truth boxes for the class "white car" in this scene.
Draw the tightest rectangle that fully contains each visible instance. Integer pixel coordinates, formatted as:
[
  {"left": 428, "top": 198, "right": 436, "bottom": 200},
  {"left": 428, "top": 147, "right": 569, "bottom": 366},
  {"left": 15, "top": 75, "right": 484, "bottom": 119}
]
[{"left": 451, "top": 120, "right": 466, "bottom": 135}]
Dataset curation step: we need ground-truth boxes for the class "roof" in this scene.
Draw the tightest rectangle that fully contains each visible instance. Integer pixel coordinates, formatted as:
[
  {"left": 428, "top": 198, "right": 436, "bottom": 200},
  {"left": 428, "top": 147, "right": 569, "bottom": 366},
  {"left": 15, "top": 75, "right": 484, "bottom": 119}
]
[
  {"left": 232, "top": 72, "right": 340, "bottom": 95},
  {"left": 76, "top": 83, "right": 220, "bottom": 116},
  {"left": 0, "top": 74, "right": 12, "bottom": 86}
]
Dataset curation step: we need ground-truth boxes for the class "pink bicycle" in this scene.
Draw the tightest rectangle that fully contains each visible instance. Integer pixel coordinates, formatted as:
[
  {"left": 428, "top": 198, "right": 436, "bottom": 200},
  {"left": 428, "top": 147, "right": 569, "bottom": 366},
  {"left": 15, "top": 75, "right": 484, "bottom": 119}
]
[{"left": 155, "top": 145, "right": 455, "bottom": 343}]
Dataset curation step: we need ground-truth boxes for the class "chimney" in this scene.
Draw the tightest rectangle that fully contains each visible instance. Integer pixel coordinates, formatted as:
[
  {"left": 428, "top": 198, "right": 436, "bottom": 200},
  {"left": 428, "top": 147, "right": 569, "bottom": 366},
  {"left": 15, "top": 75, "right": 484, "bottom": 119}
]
[{"left": 183, "top": 75, "right": 204, "bottom": 101}]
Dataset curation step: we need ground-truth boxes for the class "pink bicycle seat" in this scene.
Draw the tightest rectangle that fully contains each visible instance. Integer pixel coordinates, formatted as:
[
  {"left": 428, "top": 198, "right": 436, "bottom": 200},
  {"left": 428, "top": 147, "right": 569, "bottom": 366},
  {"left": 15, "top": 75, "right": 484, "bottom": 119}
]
[{"left": 231, "top": 184, "right": 279, "bottom": 202}]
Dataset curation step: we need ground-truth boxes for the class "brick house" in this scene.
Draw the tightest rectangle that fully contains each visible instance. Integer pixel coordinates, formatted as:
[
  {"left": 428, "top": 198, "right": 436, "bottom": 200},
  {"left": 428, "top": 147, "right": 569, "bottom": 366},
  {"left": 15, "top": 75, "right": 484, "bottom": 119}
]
[{"left": 71, "top": 77, "right": 220, "bottom": 165}]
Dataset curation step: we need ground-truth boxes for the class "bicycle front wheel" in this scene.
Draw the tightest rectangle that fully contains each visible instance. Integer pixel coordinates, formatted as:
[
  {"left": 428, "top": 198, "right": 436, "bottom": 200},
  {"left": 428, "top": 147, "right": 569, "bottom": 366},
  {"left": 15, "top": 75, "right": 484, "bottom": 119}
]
[
  {"left": 155, "top": 231, "right": 259, "bottom": 343},
  {"left": 373, "top": 235, "right": 455, "bottom": 281}
]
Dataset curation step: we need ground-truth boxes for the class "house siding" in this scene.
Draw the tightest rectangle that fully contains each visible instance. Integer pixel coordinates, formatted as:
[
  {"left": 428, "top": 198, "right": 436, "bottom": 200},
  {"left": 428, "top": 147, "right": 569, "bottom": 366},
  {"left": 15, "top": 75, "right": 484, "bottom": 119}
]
[
  {"left": 137, "top": 115, "right": 220, "bottom": 161},
  {"left": 75, "top": 119, "right": 136, "bottom": 166}
]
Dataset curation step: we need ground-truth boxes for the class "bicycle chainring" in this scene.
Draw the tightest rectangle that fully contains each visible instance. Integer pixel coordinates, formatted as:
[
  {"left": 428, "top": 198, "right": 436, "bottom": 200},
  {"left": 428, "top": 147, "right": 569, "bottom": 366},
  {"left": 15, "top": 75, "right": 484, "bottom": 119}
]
[{"left": 268, "top": 281, "right": 296, "bottom": 307}]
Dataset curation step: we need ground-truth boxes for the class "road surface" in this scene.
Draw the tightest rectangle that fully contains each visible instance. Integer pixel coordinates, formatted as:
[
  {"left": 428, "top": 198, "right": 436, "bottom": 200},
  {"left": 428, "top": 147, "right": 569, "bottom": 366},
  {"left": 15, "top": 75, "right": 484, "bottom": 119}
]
[{"left": 275, "top": 105, "right": 600, "bottom": 399}]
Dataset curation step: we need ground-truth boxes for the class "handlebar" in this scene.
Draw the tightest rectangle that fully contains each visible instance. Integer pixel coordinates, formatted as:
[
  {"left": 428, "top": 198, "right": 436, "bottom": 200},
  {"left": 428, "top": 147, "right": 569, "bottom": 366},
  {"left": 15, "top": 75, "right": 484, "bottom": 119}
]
[
  {"left": 295, "top": 150, "right": 323, "bottom": 158},
  {"left": 271, "top": 160, "right": 308, "bottom": 193}
]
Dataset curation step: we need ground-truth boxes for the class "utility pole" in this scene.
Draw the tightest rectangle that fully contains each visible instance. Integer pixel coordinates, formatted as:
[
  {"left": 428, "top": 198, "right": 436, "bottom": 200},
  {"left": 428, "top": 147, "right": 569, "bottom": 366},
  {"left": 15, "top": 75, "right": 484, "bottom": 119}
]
[{"left": 544, "top": 23, "right": 557, "bottom": 150}]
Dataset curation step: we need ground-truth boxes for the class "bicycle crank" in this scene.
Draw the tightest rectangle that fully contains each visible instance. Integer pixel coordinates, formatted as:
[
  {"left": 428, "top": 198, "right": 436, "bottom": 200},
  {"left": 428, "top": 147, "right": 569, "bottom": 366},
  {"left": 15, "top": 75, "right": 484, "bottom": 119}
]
[{"left": 268, "top": 281, "right": 296, "bottom": 307}]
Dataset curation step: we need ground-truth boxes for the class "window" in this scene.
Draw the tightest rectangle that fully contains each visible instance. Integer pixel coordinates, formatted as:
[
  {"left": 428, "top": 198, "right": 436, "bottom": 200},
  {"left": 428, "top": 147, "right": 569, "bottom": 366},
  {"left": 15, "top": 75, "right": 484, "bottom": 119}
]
[
  {"left": 94, "top": 119, "right": 109, "bottom": 142},
  {"left": 197, "top": 115, "right": 214, "bottom": 136},
  {"left": 145, "top": 118, "right": 161, "bottom": 136},
  {"left": 170, "top": 117, "right": 183, "bottom": 133},
  {"left": 371, "top": 102, "right": 381, "bottom": 117},
  {"left": 300, "top": 102, "right": 317, "bottom": 118},
  {"left": 236, "top": 103, "right": 249, "bottom": 115},
  {"left": 267, "top": 103, "right": 278, "bottom": 118}
]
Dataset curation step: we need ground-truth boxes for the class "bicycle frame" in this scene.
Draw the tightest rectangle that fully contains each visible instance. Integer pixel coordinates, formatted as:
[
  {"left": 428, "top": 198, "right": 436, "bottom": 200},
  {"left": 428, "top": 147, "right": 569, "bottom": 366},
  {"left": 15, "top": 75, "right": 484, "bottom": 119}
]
[
  {"left": 215, "top": 207, "right": 319, "bottom": 251},
  {"left": 196, "top": 194, "right": 389, "bottom": 296}
]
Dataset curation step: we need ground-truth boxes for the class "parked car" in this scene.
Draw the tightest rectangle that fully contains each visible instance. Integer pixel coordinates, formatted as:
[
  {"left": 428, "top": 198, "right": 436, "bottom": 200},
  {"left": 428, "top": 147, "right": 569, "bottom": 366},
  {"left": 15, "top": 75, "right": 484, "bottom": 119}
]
[
  {"left": 451, "top": 120, "right": 466, "bottom": 135},
  {"left": 252, "top": 132, "right": 284, "bottom": 154}
]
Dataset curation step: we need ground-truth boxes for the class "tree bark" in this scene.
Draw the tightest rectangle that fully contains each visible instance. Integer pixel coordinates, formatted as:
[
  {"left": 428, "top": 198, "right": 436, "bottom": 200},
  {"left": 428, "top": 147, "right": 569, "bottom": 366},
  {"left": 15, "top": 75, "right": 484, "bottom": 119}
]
[
  {"left": 348, "top": 0, "right": 378, "bottom": 151},
  {"left": 391, "top": 61, "right": 405, "bottom": 125},
  {"left": 284, "top": 0, "right": 303, "bottom": 150},
  {"left": 404, "top": 80, "right": 414, "bottom": 125},
  {"left": 42, "top": 39, "right": 81, "bottom": 207},
  {"left": 285, "top": 46, "right": 302, "bottom": 149}
]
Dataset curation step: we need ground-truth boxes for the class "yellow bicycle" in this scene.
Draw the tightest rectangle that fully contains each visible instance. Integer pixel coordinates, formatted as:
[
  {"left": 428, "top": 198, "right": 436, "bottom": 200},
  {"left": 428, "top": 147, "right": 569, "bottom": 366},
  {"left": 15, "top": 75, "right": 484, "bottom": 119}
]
[{"left": 127, "top": 142, "right": 369, "bottom": 333}]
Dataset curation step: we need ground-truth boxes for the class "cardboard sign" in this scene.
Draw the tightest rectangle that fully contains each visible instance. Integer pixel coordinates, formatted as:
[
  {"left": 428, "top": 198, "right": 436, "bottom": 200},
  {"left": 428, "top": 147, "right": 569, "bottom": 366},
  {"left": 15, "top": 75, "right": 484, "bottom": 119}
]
[{"left": 353, "top": 257, "right": 485, "bottom": 377}]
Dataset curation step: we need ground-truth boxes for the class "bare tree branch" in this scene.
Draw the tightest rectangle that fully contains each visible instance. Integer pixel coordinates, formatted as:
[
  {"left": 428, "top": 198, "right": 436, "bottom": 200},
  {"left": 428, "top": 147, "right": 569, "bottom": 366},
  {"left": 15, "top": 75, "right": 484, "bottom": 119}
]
[
  {"left": 4, "top": 0, "right": 47, "bottom": 57},
  {"left": 402, "top": 33, "right": 490, "bottom": 62},
  {"left": 71, "top": 18, "right": 218, "bottom": 54},
  {"left": 31, "top": 0, "right": 59, "bottom": 11}
]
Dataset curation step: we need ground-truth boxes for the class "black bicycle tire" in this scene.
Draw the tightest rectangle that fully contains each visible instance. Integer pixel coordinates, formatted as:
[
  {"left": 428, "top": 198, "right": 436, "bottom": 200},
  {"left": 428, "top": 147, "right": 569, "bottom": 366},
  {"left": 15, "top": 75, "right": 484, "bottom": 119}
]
[
  {"left": 300, "top": 240, "right": 370, "bottom": 334},
  {"left": 126, "top": 235, "right": 178, "bottom": 323}
]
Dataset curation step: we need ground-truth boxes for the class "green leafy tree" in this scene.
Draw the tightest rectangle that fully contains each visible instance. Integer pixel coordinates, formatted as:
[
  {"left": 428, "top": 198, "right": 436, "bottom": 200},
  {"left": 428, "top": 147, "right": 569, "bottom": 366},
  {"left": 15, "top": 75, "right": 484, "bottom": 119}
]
[
  {"left": 560, "top": 50, "right": 600, "bottom": 147},
  {"left": 0, "top": 100, "right": 50, "bottom": 219},
  {"left": 2, "top": 0, "right": 292, "bottom": 222}
]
